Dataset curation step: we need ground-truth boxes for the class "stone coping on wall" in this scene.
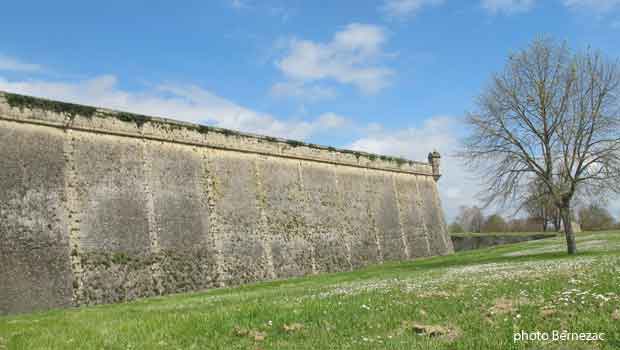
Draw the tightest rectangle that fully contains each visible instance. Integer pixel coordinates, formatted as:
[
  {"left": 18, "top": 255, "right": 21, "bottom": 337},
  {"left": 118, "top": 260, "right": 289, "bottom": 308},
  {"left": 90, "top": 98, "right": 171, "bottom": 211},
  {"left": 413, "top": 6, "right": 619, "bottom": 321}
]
[{"left": 0, "top": 91, "right": 435, "bottom": 176}]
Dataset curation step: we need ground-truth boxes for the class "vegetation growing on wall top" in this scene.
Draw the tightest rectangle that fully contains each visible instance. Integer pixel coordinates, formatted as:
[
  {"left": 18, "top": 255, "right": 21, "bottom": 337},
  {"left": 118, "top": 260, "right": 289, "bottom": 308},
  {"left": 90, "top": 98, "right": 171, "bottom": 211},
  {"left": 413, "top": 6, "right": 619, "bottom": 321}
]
[
  {"left": 263, "top": 136, "right": 279, "bottom": 143},
  {"left": 5, "top": 92, "right": 97, "bottom": 119},
  {"left": 285, "top": 139, "right": 306, "bottom": 148},
  {"left": 115, "top": 112, "right": 149, "bottom": 128},
  {"left": 2, "top": 92, "right": 419, "bottom": 168},
  {"left": 197, "top": 125, "right": 213, "bottom": 134}
]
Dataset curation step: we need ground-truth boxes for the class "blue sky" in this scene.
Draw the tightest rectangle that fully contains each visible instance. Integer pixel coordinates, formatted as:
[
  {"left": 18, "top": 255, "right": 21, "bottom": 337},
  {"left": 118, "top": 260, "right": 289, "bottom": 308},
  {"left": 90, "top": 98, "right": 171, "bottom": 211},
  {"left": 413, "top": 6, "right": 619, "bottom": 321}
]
[{"left": 1, "top": 0, "right": 619, "bottom": 220}]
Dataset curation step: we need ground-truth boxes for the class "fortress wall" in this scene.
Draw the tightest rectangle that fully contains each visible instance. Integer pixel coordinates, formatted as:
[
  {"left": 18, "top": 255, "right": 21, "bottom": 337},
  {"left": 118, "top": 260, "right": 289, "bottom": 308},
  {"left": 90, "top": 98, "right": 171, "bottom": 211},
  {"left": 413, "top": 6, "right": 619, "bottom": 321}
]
[
  {"left": 70, "top": 132, "right": 158, "bottom": 304},
  {"left": 367, "top": 170, "right": 408, "bottom": 262},
  {"left": 301, "top": 162, "right": 351, "bottom": 273},
  {"left": 258, "top": 157, "right": 313, "bottom": 278},
  {"left": 0, "top": 121, "right": 73, "bottom": 314},
  {"left": 395, "top": 174, "right": 432, "bottom": 258},
  {"left": 335, "top": 167, "right": 380, "bottom": 268},
  {"left": 0, "top": 92, "right": 453, "bottom": 314},
  {"left": 210, "top": 150, "right": 271, "bottom": 284},
  {"left": 146, "top": 142, "right": 217, "bottom": 294},
  {"left": 418, "top": 175, "right": 453, "bottom": 255}
]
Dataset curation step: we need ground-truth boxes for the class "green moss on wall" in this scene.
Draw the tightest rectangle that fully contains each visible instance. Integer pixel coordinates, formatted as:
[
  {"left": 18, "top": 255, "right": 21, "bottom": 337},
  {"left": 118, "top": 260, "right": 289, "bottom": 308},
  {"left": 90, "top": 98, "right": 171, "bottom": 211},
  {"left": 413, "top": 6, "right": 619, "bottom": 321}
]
[
  {"left": 5, "top": 93, "right": 97, "bottom": 119},
  {"left": 2, "top": 92, "right": 420, "bottom": 168},
  {"left": 219, "top": 128, "right": 237, "bottom": 137},
  {"left": 115, "top": 112, "right": 148, "bottom": 128},
  {"left": 197, "top": 125, "right": 212, "bottom": 134},
  {"left": 111, "top": 252, "right": 132, "bottom": 265},
  {"left": 157, "top": 122, "right": 185, "bottom": 133},
  {"left": 285, "top": 139, "right": 306, "bottom": 148}
]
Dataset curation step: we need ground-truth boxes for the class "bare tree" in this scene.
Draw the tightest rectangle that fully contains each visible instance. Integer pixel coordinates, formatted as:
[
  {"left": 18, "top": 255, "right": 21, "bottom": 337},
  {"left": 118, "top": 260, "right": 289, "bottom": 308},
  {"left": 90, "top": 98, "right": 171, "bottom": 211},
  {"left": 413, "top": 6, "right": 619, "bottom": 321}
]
[
  {"left": 460, "top": 39, "right": 620, "bottom": 254},
  {"left": 481, "top": 214, "right": 507, "bottom": 233},
  {"left": 578, "top": 204, "right": 616, "bottom": 231},
  {"left": 455, "top": 206, "right": 484, "bottom": 233}
]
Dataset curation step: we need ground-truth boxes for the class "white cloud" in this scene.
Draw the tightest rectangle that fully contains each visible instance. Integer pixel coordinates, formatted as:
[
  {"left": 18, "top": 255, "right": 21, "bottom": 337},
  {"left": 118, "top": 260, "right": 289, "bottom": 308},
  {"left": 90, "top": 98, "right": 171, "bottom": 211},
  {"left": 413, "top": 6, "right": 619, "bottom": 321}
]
[
  {"left": 0, "top": 75, "right": 347, "bottom": 141},
  {"left": 270, "top": 81, "right": 337, "bottom": 101},
  {"left": 275, "top": 23, "right": 393, "bottom": 94},
  {"left": 481, "top": 0, "right": 536, "bottom": 14},
  {"left": 0, "top": 54, "right": 42, "bottom": 72},
  {"left": 315, "top": 112, "right": 349, "bottom": 129},
  {"left": 563, "top": 0, "right": 620, "bottom": 12},
  {"left": 381, "top": 0, "right": 444, "bottom": 18},
  {"left": 347, "top": 116, "right": 482, "bottom": 221}
]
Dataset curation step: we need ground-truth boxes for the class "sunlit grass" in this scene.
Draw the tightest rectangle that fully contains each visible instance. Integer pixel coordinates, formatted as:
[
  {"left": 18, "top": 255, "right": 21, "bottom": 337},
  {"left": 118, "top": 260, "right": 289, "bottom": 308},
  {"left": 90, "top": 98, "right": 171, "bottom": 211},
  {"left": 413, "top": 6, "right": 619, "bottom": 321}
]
[{"left": 450, "top": 231, "right": 557, "bottom": 237}]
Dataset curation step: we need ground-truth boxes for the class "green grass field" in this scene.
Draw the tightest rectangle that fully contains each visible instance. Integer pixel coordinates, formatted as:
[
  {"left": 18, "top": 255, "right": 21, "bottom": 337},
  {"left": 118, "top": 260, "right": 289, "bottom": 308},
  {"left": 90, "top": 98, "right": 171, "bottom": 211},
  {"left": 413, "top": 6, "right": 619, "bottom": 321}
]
[
  {"left": 449, "top": 231, "right": 557, "bottom": 237},
  {"left": 1, "top": 231, "right": 619, "bottom": 350}
]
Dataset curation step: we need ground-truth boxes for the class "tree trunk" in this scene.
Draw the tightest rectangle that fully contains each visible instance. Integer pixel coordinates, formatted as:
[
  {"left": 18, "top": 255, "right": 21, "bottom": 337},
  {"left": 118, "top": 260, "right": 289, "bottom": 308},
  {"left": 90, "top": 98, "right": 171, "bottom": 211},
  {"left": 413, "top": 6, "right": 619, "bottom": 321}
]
[
  {"left": 554, "top": 210, "right": 561, "bottom": 231},
  {"left": 560, "top": 206, "right": 577, "bottom": 254}
]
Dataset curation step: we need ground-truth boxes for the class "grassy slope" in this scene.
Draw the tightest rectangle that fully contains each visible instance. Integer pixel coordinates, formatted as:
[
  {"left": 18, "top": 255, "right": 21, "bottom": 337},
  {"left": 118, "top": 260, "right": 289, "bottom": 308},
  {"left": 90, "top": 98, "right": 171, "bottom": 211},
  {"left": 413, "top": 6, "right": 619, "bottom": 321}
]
[{"left": 1, "top": 232, "right": 619, "bottom": 350}]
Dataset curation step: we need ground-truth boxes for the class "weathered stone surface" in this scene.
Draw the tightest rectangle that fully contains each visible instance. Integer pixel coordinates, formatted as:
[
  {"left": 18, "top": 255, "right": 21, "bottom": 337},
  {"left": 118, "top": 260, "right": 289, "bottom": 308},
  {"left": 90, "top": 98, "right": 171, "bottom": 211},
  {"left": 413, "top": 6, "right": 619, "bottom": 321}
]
[
  {"left": 0, "top": 121, "right": 73, "bottom": 314},
  {"left": 301, "top": 163, "right": 350, "bottom": 273},
  {"left": 418, "top": 176, "right": 453, "bottom": 255},
  {"left": 0, "top": 91, "right": 453, "bottom": 314},
  {"left": 336, "top": 167, "right": 380, "bottom": 268},
  {"left": 367, "top": 170, "right": 408, "bottom": 262},
  {"left": 210, "top": 150, "right": 271, "bottom": 285},
  {"left": 395, "top": 174, "right": 432, "bottom": 258},
  {"left": 259, "top": 158, "right": 313, "bottom": 278}
]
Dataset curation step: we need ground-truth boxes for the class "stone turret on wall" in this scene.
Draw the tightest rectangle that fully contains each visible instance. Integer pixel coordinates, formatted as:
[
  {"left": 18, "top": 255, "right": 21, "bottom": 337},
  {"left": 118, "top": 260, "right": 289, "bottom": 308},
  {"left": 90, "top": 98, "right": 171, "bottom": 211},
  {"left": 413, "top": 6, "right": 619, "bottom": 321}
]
[
  {"left": 0, "top": 91, "right": 454, "bottom": 315},
  {"left": 428, "top": 150, "right": 441, "bottom": 181}
]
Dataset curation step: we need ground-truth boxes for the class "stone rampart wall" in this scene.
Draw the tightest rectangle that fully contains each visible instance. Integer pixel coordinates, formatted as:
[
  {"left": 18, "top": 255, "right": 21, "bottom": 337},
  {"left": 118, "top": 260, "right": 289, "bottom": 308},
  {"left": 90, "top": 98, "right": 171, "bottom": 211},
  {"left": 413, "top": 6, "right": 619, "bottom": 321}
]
[{"left": 0, "top": 92, "right": 453, "bottom": 314}]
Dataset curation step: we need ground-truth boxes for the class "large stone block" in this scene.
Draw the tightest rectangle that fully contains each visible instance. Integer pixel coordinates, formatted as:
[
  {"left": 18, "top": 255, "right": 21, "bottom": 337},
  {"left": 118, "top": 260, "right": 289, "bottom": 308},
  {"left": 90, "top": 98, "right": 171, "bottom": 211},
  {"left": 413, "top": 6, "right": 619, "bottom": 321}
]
[
  {"left": 209, "top": 150, "right": 271, "bottom": 285},
  {"left": 395, "top": 174, "right": 432, "bottom": 258},
  {"left": 417, "top": 176, "right": 453, "bottom": 255},
  {"left": 301, "top": 163, "right": 350, "bottom": 273},
  {"left": 72, "top": 133, "right": 150, "bottom": 254},
  {"left": 0, "top": 122, "right": 73, "bottom": 314},
  {"left": 258, "top": 158, "right": 313, "bottom": 278},
  {"left": 147, "top": 143, "right": 217, "bottom": 292},
  {"left": 336, "top": 167, "right": 380, "bottom": 268},
  {"left": 367, "top": 170, "right": 408, "bottom": 262},
  {"left": 69, "top": 132, "right": 154, "bottom": 304}
]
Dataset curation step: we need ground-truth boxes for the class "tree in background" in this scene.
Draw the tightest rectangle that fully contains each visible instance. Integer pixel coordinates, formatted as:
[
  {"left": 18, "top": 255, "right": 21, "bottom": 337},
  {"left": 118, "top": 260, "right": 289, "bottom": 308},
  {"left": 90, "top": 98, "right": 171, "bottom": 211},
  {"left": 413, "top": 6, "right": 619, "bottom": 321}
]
[
  {"left": 481, "top": 214, "right": 507, "bottom": 233},
  {"left": 448, "top": 222, "right": 465, "bottom": 234},
  {"left": 504, "top": 217, "right": 544, "bottom": 232},
  {"left": 578, "top": 204, "right": 616, "bottom": 231},
  {"left": 524, "top": 180, "right": 561, "bottom": 232},
  {"left": 454, "top": 206, "right": 484, "bottom": 233},
  {"left": 460, "top": 38, "right": 620, "bottom": 254}
]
